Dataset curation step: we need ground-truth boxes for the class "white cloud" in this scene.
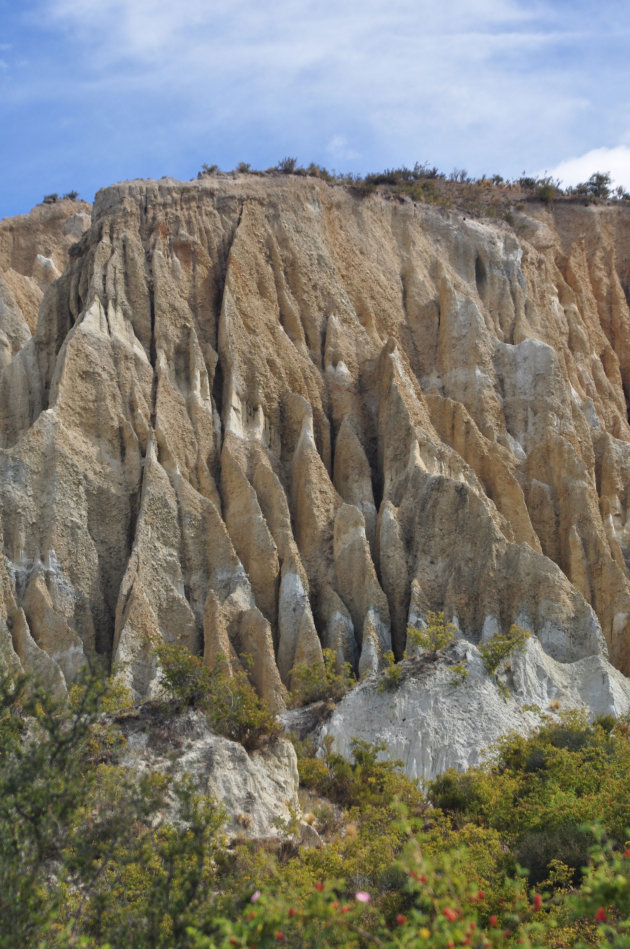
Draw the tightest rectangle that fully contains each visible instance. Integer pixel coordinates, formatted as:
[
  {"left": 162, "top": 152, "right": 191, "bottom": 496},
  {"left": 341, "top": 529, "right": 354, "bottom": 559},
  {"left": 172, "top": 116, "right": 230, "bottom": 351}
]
[
  {"left": 326, "top": 135, "right": 360, "bottom": 162},
  {"left": 546, "top": 146, "right": 630, "bottom": 191}
]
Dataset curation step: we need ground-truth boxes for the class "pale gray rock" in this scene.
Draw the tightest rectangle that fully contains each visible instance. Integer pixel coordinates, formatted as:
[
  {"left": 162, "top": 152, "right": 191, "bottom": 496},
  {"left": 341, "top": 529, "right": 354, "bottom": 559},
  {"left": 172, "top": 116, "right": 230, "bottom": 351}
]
[
  {"left": 319, "top": 637, "right": 630, "bottom": 782},
  {"left": 119, "top": 706, "right": 300, "bottom": 839}
]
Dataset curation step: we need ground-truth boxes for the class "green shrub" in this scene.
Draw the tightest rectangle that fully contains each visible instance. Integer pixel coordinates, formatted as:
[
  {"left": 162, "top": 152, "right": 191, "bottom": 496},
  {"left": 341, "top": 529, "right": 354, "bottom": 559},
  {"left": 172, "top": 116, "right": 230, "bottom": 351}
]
[
  {"left": 297, "top": 754, "right": 330, "bottom": 790},
  {"left": 3, "top": 666, "right": 630, "bottom": 947},
  {"left": 378, "top": 650, "right": 403, "bottom": 692},
  {"left": 536, "top": 180, "right": 557, "bottom": 205},
  {"left": 0, "top": 667, "right": 214, "bottom": 949},
  {"left": 429, "top": 714, "right": 630, "bottom": 889},
  {"left": 576, "top": 171, "right": 611, "bottom": 199},
  {"left": 479, "top": 623, "right": 530, "bottom": 675},
  {"left": 517, "top": 826, "right": 593, "bottom": 885},
  {"left": 156, "top": 643, "right": 280, "bottom": 750},
  {"left": 407, "top": 611, "right": 457, "bottom": 658},
  {"left": 295, "top": 737, "right": 424, "bottom": 813},
  {"left": 451, "top": 661, "right": 469, "bottom": 683},
  {"left": 428, "top": 770, "right": 487, "bottom": 816},
  {"left": 288, "top": 648, "right": 354, "bottom": 708}
]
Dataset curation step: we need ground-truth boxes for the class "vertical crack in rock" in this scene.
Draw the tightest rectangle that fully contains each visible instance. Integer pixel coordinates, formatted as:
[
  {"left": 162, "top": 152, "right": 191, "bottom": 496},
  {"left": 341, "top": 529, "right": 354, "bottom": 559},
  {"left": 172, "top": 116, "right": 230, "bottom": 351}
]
[{"left": 213, "top": 201, "right": 244, "bottom": 427}]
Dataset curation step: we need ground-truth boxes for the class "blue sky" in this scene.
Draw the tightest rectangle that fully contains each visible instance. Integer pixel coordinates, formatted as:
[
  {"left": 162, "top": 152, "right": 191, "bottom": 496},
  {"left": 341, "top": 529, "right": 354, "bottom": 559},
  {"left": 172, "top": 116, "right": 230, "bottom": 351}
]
[{"left": 1, "top": 0, "right": 630, "bottom": 219}]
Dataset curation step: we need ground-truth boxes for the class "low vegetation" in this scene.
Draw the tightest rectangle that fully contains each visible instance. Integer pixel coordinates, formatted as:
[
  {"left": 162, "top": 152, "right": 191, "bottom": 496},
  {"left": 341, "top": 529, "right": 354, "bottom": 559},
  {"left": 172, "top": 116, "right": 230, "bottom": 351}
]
[
  {"left": 196, "top": 160, "right": 630, "bottom": 218},
  {"left": 42, "top": 191, "right": 80, "bottom": 203},
  {"left": 3, "top": 656, "right": 630, "bottom": 946},
  {"left": 407, "top": 611, "right": 458, "bottom": 658},
  {"left": 156, "top": 642, "right": 281, "bottom": 749},
  {"left": 288, "top": 648, "right": 355, "bottom": 708},
  {"left": 479, "top": 623, "right": 530, "bottom": 675}
]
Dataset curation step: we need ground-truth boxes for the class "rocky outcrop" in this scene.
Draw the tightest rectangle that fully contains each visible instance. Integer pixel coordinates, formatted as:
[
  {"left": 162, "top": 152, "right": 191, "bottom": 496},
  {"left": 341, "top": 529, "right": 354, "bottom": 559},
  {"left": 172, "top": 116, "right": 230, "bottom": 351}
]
[
  {"left": 0, "top": 199, "right": 91, "bottom": 369},
  {"left": 318, "top": 637, "right": 630, "bottom": 781},
  {"left": 2, "top": 178, "right": 630, "bottom": 706},
  {"left": 118, "top": 705, "right": 300, "bottom": 839}
]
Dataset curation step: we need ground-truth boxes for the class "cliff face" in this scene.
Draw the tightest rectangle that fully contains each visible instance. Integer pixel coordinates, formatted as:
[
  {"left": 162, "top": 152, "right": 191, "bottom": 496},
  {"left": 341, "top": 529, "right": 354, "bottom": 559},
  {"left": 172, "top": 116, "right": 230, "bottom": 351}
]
[{"left": 2, "top": 177, "right": 630, "bottom": 704}]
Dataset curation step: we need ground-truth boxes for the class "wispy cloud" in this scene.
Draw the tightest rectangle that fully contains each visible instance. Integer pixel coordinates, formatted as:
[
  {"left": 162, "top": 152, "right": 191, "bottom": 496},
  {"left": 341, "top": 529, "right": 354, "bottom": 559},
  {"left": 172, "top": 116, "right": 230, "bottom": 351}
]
[
  {"left": 1, "top": 0, "right": 630, "bottom": 216},
  {"left": 326, "top": 135, "right": 360, "bottom": 162}
]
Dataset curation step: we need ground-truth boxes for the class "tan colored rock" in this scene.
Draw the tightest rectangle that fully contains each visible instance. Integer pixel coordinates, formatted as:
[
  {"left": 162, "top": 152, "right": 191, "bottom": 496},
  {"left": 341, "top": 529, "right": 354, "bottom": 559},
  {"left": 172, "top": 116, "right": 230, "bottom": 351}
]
[
  {"left": 221, "top": 435, "right": 280, "bottom": 627},
  {"left": 333, "top": 503, "right": 391, "bottom": 669},
  {"left": 22, "top": 571, "right": 86, "bottom": 683},
  {"left": 319, "top": 583, "right": 357, "bottom": 668},
  {"left": 2, "top": 176, "right": 630, "bottom": 707}
]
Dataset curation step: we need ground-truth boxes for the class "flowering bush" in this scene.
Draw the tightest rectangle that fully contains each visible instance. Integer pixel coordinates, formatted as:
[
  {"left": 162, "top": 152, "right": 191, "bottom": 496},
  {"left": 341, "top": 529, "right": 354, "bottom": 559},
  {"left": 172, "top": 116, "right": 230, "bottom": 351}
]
[{"left": 2, "top": 667, "right": 630, "bottom": 947}]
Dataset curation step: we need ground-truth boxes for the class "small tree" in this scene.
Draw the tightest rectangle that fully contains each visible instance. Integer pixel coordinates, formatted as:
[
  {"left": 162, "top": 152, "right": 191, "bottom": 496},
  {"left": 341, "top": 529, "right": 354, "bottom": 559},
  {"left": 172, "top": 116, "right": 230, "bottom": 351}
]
[
  {"left": 577, "top": 171, "right": 612, "bottom": 200},
  {"left": 407, "top": 611, "right": 457, "bottom": 659}
]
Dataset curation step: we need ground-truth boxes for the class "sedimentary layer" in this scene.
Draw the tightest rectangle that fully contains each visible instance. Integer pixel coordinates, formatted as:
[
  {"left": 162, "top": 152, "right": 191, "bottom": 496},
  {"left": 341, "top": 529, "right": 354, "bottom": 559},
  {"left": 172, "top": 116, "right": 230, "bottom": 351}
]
[{"left": 2, "top": 177, "right": 630, "bottom": 705}]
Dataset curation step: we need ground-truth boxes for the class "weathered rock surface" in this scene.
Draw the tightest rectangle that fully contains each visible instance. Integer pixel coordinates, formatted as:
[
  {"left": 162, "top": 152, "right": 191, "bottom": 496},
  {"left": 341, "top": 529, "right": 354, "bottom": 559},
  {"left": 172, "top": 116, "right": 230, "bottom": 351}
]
[
  {"left": 118, "top": 705, "right": 299, "bottom": 839},
  {"left": 0, "top": 199, "right": 91, "bottom": 368},
  {"left": 2, "top": 178, "right": 630, "bottom": 708},
  {"left": 318, "top": 637, "right": 630, "bottom": 781}
]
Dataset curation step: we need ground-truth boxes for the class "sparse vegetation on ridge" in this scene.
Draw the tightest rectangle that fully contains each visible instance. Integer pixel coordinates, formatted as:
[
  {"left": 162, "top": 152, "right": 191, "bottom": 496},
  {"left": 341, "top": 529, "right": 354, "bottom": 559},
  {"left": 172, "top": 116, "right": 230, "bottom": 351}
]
[
  {"left": 196, "top": 159, "right": 630, "bottom": 218},
  {"left": 41, "top": 190, "right": 80, "bottom": 203}
]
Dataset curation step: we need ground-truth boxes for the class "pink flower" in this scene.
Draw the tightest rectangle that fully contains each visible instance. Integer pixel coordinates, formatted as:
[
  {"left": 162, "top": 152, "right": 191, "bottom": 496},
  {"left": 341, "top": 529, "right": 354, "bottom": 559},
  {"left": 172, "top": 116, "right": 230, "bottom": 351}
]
[
  {"left": 355, "top": 891, "right": 371, "bottom": 903},
  {"left": 251, "top": 890, "right": 261, "bottom": 903}
]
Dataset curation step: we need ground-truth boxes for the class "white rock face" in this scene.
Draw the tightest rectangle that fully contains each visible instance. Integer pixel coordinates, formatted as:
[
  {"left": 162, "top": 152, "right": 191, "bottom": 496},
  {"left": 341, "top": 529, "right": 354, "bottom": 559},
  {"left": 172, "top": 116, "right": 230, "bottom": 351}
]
[
  {"left": 319, "top": 638, "right": 630, "bottom": 782},
  {"left": 119, "top": 707, "right": 300, "bottom": 838}
]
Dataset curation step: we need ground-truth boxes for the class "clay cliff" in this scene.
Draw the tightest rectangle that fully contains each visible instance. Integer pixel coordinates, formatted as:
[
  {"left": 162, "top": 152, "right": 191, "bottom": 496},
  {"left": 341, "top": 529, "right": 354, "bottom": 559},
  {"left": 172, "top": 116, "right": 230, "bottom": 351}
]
[{"left": 2, "top": 176, "right": 630, "bottom": 707}]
